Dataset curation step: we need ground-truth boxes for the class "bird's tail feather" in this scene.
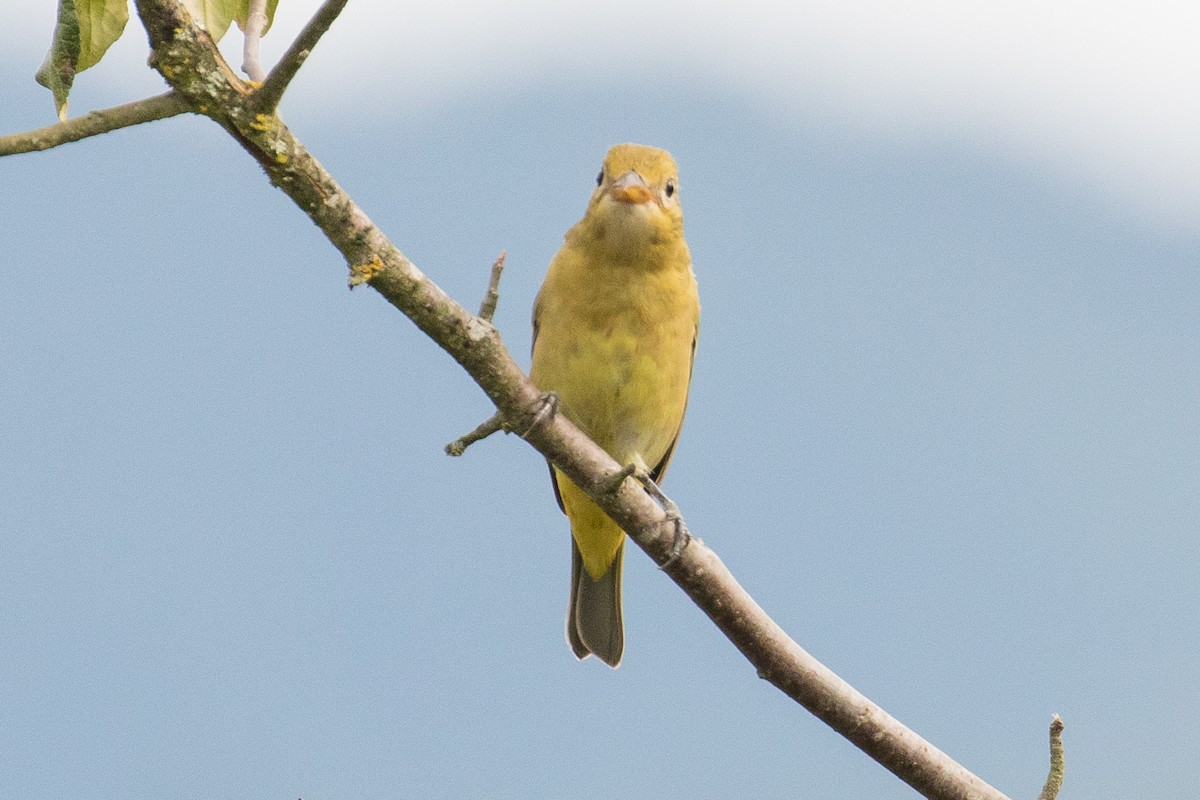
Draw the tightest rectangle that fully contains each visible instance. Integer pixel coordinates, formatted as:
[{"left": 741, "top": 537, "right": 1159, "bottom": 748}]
[{"left": 567, "top": 538, "right": 624, "bottom": 668}]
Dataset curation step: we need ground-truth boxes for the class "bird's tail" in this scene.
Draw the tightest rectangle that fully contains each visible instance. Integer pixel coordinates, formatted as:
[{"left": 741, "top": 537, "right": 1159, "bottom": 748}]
[{"left": 567, "top": 537, "right": 624, "bottom": 668}]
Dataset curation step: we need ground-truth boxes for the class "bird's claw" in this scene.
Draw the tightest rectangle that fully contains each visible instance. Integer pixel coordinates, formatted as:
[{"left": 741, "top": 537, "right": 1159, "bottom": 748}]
[
  {"left": 658, "top": 504, "right": 691, "bottom": 569},
  {"left": 623, "top": 466, "right": 692, "bottom": 569}
]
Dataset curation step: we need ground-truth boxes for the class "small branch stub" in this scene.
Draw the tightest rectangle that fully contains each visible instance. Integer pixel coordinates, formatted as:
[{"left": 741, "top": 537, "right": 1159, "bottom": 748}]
[
  {"left": 478, "top": 251, "right": 506, "bottom": 322},
  {"left": 1037, "top": 715, "right": 1065, "bottom": 800},
  {"left": 445, "top": 412, "right": 506, "bottom": 456},
  {"left": 443, "top": 250, "right": 511, "bottom": 454},
  {"left": 445, "top": 389, "right": 560, "bottom": 457}
]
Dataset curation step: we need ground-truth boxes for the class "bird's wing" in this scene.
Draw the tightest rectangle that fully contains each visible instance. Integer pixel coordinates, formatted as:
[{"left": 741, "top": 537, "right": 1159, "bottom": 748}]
[
  {"left": 530, "top": 311, "right": 540, "bottom": 357},
  {"left": 650, "top": 322, "right": 699, "bottom": 485},
  {"left": 531, "top": 297, "right": 569, "bottom": 513},
  {"left": 547, "top": 463, "right": 566, "bottom": 513}
]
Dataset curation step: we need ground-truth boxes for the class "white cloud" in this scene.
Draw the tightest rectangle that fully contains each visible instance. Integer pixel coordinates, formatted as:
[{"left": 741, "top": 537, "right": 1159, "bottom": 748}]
[
  {"left": 7, "top": 1, "right": 1199, "bottom": 230},
  {"left": 297, "top": 0, "right": 1200, "bottom": 231}
]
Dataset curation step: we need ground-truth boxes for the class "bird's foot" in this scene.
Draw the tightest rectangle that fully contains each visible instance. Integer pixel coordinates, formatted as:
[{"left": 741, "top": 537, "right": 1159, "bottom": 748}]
[
  {"left": 656, "top": 498, "right": 691, "bottom": 570},
  {"left": 628, "top": 467, "right": 692, "bottom": 569}
]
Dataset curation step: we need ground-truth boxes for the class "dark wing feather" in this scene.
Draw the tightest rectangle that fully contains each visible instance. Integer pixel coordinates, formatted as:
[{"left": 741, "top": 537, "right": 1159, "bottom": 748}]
[
  {"left": 532, "top": 296, "right": 568, "bottom": 513},
  {"left": 548, "top": 463, "right": 566, "bottom": 513},
  {"left": 650, "top": 323, "right": 699, "bottom": 484}
]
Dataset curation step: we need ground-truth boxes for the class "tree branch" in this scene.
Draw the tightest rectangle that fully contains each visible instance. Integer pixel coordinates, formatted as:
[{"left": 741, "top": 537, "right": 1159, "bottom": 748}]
[
  {"left": 1037, "top": 715, "right": 1065, "bottom": 800},
  {"left": 128, "top": 2, "right": 1038, "bottom": 797},
  {"left": 442, "top": 252, "right": 511, "bottom": 454},
  {"left": 0, "top": 91, "right": 190, "bottom": 156},
  {"left": 478, "top": 251, "right": 506, "bottom": 322},
  {"left": 252, "top": 0, "right": 350, "bottom": 112},
  {"left": 445, "top": 412, "right": 506, "bottom": 456}
]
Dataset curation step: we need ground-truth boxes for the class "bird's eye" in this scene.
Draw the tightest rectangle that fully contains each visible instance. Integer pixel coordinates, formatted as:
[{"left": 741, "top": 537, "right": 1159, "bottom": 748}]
[
  {"left": 596, "top": 170, "right": 604, "bottom": 187},
  {"left": 665, "top": 179, "right": 676, "bottom": 198}
]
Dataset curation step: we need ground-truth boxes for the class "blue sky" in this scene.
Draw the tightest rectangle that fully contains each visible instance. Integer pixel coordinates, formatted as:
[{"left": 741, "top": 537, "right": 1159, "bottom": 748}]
[{"left": 2, "top": 2, "right": 1198, "bottom": 798}]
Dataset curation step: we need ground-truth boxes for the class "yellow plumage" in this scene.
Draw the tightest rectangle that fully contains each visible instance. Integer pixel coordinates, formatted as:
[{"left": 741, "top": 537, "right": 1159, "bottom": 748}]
[{"left": 530, "top": 143, "right": 700, "bottom": 667}]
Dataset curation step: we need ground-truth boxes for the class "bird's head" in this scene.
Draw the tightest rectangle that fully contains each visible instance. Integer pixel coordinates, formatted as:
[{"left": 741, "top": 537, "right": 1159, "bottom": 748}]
[{"left": 576, "top": 143, "right": 684, "bottom": 257}]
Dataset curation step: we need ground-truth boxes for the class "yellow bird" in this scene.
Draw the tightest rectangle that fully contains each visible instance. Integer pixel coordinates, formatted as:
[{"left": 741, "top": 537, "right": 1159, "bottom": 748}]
[{"left": 530, "top": 143, "right": 700, "bottom": 667}]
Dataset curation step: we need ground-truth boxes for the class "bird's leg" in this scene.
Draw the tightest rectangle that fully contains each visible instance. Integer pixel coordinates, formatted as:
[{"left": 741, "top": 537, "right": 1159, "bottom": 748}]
[
  {"left": 519, "top": 391, "right": 560, "bottom": 438},
  {"left": 593, "top": 458, "right": 691, "bottom": 565},
  {"left": 628, "top": 465, "right": 692, "bottom": 568}
]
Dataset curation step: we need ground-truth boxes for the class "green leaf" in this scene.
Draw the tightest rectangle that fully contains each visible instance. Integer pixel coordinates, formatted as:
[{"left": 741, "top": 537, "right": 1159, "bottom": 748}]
[
  {"left": 76, "top": 0, "right": 130, "bottom": 72},
  {"left": 35, "top": 0, "right": 130, "bottom": 121},
  {"left": 36, "top": 0, "right": 82, "bottom": 121},
  {"left": 236, "top": 0, "right": 280, "bottom": 37},
  {"left": 180, "top": 0, "right": 243, "bottom": 42}
]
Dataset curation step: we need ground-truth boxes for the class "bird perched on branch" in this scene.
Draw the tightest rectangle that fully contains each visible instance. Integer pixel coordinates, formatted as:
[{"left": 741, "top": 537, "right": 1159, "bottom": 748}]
[{"left": 530, "top": 143, "right": 700, "bottom": 667}]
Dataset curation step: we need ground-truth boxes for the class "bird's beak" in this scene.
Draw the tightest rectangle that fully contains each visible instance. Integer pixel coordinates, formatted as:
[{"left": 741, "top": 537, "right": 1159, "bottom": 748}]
[{"left": 607, "top": 171, "right": 655, "bottom": 205}]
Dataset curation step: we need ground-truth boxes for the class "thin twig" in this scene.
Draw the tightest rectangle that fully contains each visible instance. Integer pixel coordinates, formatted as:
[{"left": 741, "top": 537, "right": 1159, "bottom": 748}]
[
  {"left": 1036, "top": 715, "right": 1065, "bottom": 800},
  {"left": 253, "top": 0, "right": 350, "bottom": 112},
  {"left": 0, "top": 92, "right": 190, "bottom": 157},
  {"left": 445, "top": 412, "right": 505, "bottom": 456},
  {"left": 478, "top": 251, "right": 506, "bottom": 322},
  {"left": 241, "top": 0, "right": 269, "bottom": 81}
]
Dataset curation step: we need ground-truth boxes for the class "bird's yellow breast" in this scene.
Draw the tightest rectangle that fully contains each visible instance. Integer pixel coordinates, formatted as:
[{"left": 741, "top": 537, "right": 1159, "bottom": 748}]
[{"left": 531, "top": 246, "right": 698, "bottom": 470}]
